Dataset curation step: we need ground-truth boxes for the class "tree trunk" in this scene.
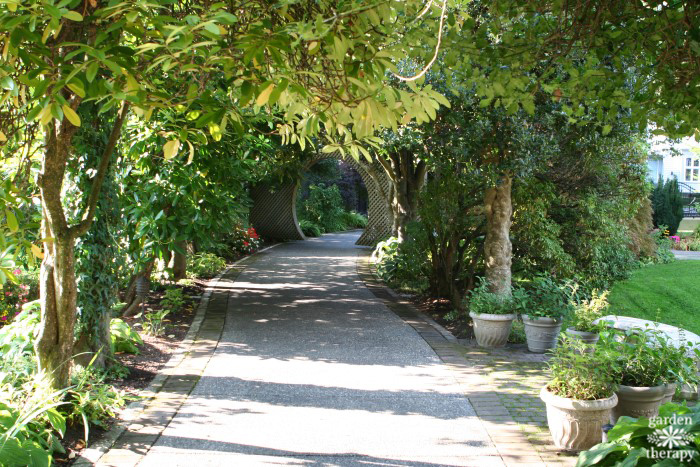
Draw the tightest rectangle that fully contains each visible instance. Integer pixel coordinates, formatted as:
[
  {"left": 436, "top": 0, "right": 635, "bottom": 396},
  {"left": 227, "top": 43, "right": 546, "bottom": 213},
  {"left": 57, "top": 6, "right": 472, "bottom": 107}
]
[
  {"left": 37, "top": 223, "right": 78, "bottom": 389},
  {"left": 483, "top": 176, "right": 513, "bottom": 298},
  {"left": 172, "top": 241, "right": 187, "bottom": 280}
]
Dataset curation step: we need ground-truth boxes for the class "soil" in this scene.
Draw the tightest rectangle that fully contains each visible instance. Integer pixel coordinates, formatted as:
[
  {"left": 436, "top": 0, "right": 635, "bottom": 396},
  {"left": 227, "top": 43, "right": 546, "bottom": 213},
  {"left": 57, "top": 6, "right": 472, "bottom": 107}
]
[{"left": 405, "top": 294, "right": 474, "bottom": 339}]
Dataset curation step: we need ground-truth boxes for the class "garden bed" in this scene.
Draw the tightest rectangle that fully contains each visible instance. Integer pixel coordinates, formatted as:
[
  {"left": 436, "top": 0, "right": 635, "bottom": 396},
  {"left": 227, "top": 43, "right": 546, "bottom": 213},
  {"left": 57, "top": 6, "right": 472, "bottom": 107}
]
[{"left": 55, "top": 280, "right": 205, "bottom": 464}]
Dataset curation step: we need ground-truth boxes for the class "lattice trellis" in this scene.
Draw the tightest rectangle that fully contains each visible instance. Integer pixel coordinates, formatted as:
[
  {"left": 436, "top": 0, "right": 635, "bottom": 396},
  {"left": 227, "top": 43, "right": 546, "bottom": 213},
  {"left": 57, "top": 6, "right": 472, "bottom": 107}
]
[{"left": 250, "top": 153, "right": 393, "bottom": 246}]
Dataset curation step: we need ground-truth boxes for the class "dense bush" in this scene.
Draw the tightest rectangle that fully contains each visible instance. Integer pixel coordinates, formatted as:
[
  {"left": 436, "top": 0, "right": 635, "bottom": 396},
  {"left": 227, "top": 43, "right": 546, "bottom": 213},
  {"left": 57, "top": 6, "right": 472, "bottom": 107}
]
[
  {"left": 299, "top": 219, "right": 322, "bottom": 237},
  {"left": 651, "top": 176, "right": 684, "bottom": 235},
  {"left": 0, "top": 269, "right": 31, "bottom": 326},
  {"left": 186, "top": 253, "right": 227, "bottom": 279},
  {"left": 372, "top": 229, "right": 430, "bottom": 293},
  {"left": 341, "top": 211, "right": 368, "bottom": 229}
]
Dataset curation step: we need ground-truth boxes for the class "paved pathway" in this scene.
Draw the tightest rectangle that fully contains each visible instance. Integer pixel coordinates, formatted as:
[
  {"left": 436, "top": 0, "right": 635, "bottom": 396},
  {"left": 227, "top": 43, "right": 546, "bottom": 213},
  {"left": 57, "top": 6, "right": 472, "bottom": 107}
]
[
  {"left": 138, "top": 231, "right": 500, "bottom": 466},
  {"left": 673, "top": 250, "right": 700, "bottom": 260}
]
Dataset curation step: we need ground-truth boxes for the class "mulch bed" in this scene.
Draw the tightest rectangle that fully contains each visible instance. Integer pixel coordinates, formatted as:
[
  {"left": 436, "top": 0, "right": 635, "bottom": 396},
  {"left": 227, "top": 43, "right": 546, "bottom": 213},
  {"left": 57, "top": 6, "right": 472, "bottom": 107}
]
[{"left": 405, "top": 294, "right": 474, "bottom": 340}]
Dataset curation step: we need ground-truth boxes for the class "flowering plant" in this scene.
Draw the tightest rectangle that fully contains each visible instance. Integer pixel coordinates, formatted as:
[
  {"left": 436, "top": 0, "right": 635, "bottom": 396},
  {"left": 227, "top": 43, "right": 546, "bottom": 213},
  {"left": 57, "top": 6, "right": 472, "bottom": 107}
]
[
  {"left": 0, "top": 269, "right": 30, "bottom": 326},
  {"left": 228, "top": 225, "right": 262, "bottom": 255}
]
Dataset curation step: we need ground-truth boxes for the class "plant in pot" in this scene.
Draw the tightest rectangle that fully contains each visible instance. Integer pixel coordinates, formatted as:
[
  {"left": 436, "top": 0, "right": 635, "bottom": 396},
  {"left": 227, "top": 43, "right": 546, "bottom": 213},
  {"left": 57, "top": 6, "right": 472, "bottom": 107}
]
[
  {"left": 652, "top": 333, "right": 700, "bottom": 404},
  {"left": 600, "top": 330, "right": 669, "bottom": 423},
  {"left": 467, "top": 279, "right": 526, "bottom": 348},
  {"left": 522, "top": 277, "right": 574, "bottom": 353},
  {"left": 540, "top": 335, "right": 618, "bottom": 451},
  {"left": 566, "top": 289, "right": 610, "bottom": 347}
]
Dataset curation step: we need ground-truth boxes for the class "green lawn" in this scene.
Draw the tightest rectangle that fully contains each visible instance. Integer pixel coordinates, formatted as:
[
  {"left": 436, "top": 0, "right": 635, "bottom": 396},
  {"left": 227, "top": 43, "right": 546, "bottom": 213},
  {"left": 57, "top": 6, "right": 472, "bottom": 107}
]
[{"left": 607, "top": 260, "right": 700, "bottom": 335}]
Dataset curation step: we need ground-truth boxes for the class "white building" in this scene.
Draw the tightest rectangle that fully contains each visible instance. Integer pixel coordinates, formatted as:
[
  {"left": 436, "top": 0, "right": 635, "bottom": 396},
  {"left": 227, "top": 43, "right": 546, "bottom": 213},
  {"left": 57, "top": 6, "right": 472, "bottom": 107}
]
[{"left": 647, "top": 137, "right": 700, "bottom": 193}]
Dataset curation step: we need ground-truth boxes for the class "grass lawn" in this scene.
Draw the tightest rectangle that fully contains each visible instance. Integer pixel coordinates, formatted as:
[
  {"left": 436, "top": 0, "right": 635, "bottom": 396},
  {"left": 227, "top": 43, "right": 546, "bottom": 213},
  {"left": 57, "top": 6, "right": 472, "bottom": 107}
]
[{"left": 608, "top": 260, "right": 700, "bottom": 335}]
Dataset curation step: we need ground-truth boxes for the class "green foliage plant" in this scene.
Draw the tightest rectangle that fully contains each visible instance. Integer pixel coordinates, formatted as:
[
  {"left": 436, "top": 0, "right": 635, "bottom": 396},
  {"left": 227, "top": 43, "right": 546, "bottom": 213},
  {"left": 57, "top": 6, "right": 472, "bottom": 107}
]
[
  {"left": 139, "top": 310, "right": 171, "bottom": 337},
  {"left": 467, "top": 278, "right": 528, "bottom": 316},
  {"left": 577, "top": 403, "right": 700, "bottom": 466},
  {"left": 340, "top": 211, "right": 368, "bottom": 229},
  {"left": 109, "top": 319, "right": 143, "bottom": 355},
  {"left": 547, "top": 335, "right": 617, "bottom": 400},
  {"left": 66, "top": 364, "right": 128, "bottom": 444},
  {"left": 648, "top": 225, "right": 676, "bottom": 264},
  {"left": 299, "top": 220, "right": 322, "bottom": 237},
  {"left": 298, "top": 184, "right": 347, "bottom": 233},
  {"left": 526, "top": 277, "right": 576, "bottom": 320},
  {"left": 186, "top": 253, "right": 227, "bottom": 279},
  {"left": 598, "top": 329, "right": 695, "bottom": 388},
  {"left": 569, "top": 290, "right": 610, "bottom": 333},
  {"left": 652, "top": 177, "right": 684, "bottom": 236},
  {"left": 160, "top": 288, "right": 185, "bottom": 314}
]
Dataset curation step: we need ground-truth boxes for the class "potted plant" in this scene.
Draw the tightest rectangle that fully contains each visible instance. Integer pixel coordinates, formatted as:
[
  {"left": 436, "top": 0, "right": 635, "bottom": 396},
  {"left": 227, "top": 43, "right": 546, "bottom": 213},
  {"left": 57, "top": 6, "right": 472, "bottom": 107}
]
[
  {"left": 566, "top": 289, "right": 610, "bottom": 347},
  {"left": 601, "top": 330, "right": 669, "bottom": 423},
  {"left": 522, "top": 277, "right": 574, "bottom": 353},
  {"left": 540, "top": 336, "right": 618, "bottom": 451},
  {"left": 653, "top": 333, "right": 700, "bottom": 403},
  {"left": 467, "top": 279, "right": 525, "bottom": 348}
]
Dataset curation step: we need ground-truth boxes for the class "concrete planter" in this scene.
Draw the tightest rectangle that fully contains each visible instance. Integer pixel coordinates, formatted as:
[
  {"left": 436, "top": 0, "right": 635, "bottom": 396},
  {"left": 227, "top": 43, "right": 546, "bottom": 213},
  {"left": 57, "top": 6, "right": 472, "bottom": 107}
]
[
  {"left": 662, "top": 382, "right": 677, "bottom": 404},
  {"left": 540, "top": 387, "right": 618, "bottom": 451},
  {"left": 612, "top": 384, "right": 665, "bottom": 423},
  {"left": 469, "top": 312, "right": 515, "bottom": 348},
  {"left": 522, "top": 315, "right": 562, "bottom": 353},
  {"left": 565, "top": 328, "right": 600, "bottom": 346}
]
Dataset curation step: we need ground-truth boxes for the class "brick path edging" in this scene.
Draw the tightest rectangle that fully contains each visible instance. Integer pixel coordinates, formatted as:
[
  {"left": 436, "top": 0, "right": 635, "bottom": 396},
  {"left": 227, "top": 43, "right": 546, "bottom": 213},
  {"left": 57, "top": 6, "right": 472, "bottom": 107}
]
[
  {"left": 76, "top": 244, "right": 280, "bottom": 467},
  {"left": 356, "top": 250, "right": 574, "bottom": 467}
]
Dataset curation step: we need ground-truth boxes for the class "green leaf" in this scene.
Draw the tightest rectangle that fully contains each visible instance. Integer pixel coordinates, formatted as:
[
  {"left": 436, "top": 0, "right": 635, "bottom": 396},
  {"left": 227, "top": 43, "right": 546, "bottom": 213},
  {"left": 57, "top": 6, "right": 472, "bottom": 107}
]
[
  {"left": 5, "top": 210, "right": 18, "bottom": 232},
  {"left": 62, "top": 105, "right": 81, "bottom": 127},
  {"left": 67, "top": 80, "right": 85, "bottom": 98},
  {"left": 86, "top": 62, "right": 99, "bottom": 82},
  {"left": 62, "top": 11, "right": 83, "bottom": 21},
  {"left": 164, "top": 139, "right": 180, "bottom": 160},
  {"left": 46, "top": 408, "right": 66, "bottom": 436},
  {"left": 602, "top": 125, "right": 612, "bottom": 136},
  {"left": 0, "top": 76, "right": 15, "bottom": 91}
]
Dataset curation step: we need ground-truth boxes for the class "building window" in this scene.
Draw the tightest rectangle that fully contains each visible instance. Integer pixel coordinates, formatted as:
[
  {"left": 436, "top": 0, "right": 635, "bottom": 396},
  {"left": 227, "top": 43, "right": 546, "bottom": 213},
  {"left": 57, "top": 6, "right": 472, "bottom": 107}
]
[{"left": 685, "top": 157, "right": 700, "bottom": 182}]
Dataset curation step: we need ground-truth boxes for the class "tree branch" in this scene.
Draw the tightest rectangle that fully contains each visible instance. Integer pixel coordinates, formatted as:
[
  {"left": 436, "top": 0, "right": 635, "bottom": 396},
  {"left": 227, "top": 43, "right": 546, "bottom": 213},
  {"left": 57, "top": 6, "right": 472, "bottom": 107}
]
[{"left": 70, "top": 101, "right": 130, "bottom": 238}]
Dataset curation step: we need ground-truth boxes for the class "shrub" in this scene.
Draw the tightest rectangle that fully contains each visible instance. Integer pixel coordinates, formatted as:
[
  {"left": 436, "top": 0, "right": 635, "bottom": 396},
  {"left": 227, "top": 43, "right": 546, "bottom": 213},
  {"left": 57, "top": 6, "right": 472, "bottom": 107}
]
[
  {"left": 569, "top": 290, "right": 610, "bottom": 333},
  {"left": 371, "top": 232, "right": 430, "bottom": 293},
  {"left": 648, "top": 226, "right": 675, "bottom": 264},
  {"left": 139, "top": 309, "right": 171, "bottom": 336},
  {"left": 466, "top": 278, "right": 528, "bottom": 316},
  {"left": 299, "top": 219, "right": 322, "bottom": 237},
  {"left": 0, "top": 269, "right": 31, "bottom": 326},
  {"left": 341, "top": 211, "right": 368, "bottom": 229},
  {"left": 187, "top": 253, "right": 227, "bottom": 279},
  {"left": 109, "top": 318, "right": 142, "bottom": 354},
  {"left": 298, "top": 184, "right": 348, "bottom": 233},
  {"left": 547, "top": 335, "right": 617, "bottom": 400},
  {"left": 651, "top": 176, "right": 684, "bottom": 235},
  {"left": 525, "top": 276, "right": 576, "bottom": 320}
]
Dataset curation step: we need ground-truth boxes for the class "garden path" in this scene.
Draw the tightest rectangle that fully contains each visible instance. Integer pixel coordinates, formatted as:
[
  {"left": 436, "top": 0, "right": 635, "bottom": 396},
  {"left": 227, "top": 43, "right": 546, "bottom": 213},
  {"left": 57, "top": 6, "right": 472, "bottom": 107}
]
[{"left": 95, "top": 231, "right": 574, "bottom": 466}]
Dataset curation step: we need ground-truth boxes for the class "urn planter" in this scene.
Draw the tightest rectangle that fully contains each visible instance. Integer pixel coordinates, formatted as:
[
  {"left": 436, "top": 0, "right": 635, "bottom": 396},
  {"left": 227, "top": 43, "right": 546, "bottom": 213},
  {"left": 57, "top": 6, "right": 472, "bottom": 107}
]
[
  {"left": 540, "top": 387, "right": 618, "bottom": 451},
  {"left": 565, "top": 328, "right": 599, "bottom": 345},
  {"left": 611, "top": 384, "right": 665, "bottom": 423},
  {"left": 661, "top": 382, "right": 677, "bottom": 404},
  {"left": 523, "top": 315, "right": 562, "bottom": 353},
  {"left": 469, "top": 312, "right": 515, "bottom": 348}
]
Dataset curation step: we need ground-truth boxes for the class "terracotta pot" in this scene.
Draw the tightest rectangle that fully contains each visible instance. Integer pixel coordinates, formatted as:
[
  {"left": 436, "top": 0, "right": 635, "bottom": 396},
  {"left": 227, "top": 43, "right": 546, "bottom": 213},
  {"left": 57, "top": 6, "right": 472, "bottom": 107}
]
[
  {"left": 469, "top": 312, "right": 515, "bottom": 348},
  {"left": 612, "top": 384, "right": 665, "bottom": 423},
  {"left": 661, "top": 382, "right": 677, "bottom": 404},
  {"left": 522, "top": 315, "right": 562, "bottom": 353},
  {"left": 540, "top": 387, "right": 618, "bottom": 451}
]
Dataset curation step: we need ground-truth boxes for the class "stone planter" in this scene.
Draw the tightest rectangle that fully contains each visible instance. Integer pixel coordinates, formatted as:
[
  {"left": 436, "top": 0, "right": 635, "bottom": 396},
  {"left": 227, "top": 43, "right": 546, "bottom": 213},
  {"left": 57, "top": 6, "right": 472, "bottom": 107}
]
[
  {"left": 469, "top": 312, "right": 515, "bottom": 348},
  {"left": 523, "top": 315, "right": 562, "bottom": 353},
  {"left": 612, "top": 384, "right": 665, "bottom": 423},
  {"left": 540, "top": 387, "right": 618, "bottom": 451},
  {"left": 565, "top": 328, "right": 600, "bottom": 346},
  {"left": 661, "top": 382, "right": 677, "bottom": 404}
]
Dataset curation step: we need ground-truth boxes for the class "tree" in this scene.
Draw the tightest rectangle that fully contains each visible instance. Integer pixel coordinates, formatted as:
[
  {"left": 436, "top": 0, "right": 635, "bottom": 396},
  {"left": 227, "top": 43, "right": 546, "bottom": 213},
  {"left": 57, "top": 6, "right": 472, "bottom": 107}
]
[
  {"left": 652, "top": 177, "right": 684, "bottom": 235},
  {"left": 0, "top": 0, "right": 448, "bottom": 389}
]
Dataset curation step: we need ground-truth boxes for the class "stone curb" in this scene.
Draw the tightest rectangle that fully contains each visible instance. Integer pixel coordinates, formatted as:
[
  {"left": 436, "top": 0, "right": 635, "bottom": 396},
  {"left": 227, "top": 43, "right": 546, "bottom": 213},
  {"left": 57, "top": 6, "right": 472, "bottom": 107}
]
[
  {"left": 73, "top": 243, "right": 280, "bottom": 466},
  {"left": 356, "top": 250, "right": 564, "bottom": 467}
]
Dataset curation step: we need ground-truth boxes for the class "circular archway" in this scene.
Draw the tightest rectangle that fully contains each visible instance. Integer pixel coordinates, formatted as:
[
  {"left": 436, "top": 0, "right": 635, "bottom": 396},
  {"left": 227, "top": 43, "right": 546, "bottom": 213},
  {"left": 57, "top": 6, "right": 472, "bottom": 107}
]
[{"left": 250, "top": 153, "right": 392, "bottom": 246}]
